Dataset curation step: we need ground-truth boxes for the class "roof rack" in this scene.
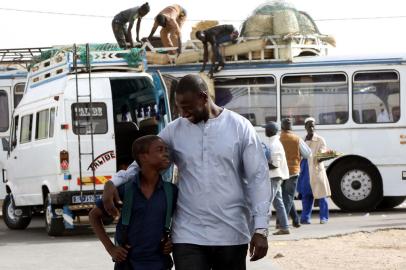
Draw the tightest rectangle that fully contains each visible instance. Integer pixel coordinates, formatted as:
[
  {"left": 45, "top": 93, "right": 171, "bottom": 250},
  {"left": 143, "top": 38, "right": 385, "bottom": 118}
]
[
  {"left": 0, "top": 47, "right": 52, "bottom": 64},
  {"left": 27, "top": 45, "right": 146, "bottom": 88},
  {"left": 143, "top": 34, "right": 331, "bottom": 66}
]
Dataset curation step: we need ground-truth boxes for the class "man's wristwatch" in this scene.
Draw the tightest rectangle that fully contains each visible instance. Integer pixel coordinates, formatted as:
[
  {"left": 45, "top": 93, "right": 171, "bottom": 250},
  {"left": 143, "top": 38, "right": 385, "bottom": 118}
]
[{"left": 255, "top": 228, "right": 269, "bottom": 238}]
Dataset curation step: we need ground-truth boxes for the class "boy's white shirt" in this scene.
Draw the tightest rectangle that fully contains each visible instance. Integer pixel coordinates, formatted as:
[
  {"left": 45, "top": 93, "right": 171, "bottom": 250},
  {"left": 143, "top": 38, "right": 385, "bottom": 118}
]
[{"left": 268, "top": 135, "right": 290, "bottom": 180}]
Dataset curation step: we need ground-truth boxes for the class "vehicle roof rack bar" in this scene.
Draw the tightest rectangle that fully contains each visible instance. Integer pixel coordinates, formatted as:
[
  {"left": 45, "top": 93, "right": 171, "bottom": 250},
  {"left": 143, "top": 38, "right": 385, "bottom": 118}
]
[{"left": 0, "top": 47, "right": 52, "bottom": 64}]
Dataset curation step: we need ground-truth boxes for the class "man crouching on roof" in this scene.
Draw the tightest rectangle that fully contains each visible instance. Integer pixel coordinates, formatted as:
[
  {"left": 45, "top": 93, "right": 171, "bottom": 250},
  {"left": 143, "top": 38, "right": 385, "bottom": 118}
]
[{"left": 89, "top": 135, "right": 177, "bottom": 270}]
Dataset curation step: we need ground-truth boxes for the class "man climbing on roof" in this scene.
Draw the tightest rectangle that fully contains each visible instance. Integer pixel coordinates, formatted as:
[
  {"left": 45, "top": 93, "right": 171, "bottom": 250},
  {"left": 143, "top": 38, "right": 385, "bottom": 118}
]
[
  {"left": 145, "top": 4, "right": 187, "bottom": 55},
  {"left": 112, "top": 3, "right": 150, "bottom": 49},
  {"left": 195, "top": 24, "right": 239, "bottom": 77}
]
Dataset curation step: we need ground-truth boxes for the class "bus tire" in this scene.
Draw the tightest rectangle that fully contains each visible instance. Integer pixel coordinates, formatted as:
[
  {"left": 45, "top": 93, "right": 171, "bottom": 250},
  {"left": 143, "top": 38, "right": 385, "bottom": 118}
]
[
  {"left": 329, "top": 160, "right": 382, "bottom": 212},
  {"left": 2, "top": 194, "right": 32, "bottom": 230},
  {"left": 376, "top": 196, "right": 406, "bottom": 209},
  {"left": 44, "top": 194, "right": 65, "bottom": 236}
]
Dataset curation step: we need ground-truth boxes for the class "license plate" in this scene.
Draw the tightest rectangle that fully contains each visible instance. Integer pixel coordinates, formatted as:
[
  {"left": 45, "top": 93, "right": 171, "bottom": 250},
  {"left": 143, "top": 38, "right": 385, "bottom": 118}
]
[{"left": 72, "top": 194, "right": 102, "bottom": 204}]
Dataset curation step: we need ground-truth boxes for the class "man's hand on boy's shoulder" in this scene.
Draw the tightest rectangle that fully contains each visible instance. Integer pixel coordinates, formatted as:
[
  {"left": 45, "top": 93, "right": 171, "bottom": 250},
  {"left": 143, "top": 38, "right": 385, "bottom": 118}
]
[
  {"left": 103, "top": 181, "right": 122, "bottom": 217},
  {"left": 107, "top": 244, "right": 130, "bottom": 263}
]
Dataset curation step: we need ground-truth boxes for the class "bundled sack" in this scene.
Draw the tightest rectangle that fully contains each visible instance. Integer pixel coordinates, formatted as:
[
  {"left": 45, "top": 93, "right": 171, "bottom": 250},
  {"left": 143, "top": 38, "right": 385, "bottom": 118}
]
[
  {"left": 223, "top": 39, "right": 266, "bottom": 56},
  {"left": 175, "top": 51, "right": 202, "bottom": 65},
  {"left": 242, "top": 15, "right": 273, "bottom": 37},
  {"left": 190, "top": 20, "right": 219, "bottom": 40},
  {"left": 273, "top": 9, "right": 299, "bottom": 35},
  {"left": 297, "top": 11, "right": 319, "bottom": 34},
  {"left": 145, "top": 52, "right": 170, "bottom": 65}
]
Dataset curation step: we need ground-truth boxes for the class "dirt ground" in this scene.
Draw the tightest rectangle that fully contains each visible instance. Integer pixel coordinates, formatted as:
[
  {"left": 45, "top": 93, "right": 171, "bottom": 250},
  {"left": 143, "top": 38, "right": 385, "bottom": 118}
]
[{"left": 267, "top": 229, "right": 406, "bottom": 270}]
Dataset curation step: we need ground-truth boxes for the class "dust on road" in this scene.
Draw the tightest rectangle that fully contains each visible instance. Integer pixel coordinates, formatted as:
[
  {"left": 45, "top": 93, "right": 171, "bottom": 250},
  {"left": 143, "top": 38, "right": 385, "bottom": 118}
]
[{"left": 268, "top": 229, "right": 406, "bottom": 270}]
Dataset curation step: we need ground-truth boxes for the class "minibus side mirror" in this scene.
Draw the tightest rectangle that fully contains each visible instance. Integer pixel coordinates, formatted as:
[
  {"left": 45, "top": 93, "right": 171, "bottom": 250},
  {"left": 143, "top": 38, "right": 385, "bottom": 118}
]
[{"left": 11, "top": 139, "right": 17, "bottom": 148}]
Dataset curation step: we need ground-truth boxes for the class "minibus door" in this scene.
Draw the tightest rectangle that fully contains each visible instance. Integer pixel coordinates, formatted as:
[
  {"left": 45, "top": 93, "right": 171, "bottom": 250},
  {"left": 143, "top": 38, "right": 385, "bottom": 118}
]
[{"left": 150, "top": 71, "right": 179, "bottom": 124}]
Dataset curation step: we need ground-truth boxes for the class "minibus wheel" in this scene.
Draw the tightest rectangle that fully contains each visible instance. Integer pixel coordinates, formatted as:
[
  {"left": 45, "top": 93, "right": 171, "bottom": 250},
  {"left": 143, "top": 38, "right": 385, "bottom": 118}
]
[
  {"left": 44, "top": 194, "right": 65, "bottom": 236},
  {"left": 329, "top": 160, "right": 383, "bottom": 212},
  {"left": 2, "top": 194, "right": 31, "bottom": 230}
]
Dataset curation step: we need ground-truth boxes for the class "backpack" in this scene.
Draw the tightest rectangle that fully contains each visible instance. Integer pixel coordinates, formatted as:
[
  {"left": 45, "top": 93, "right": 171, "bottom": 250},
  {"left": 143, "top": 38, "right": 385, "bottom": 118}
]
[
  {"left": 121, "top": 180, "right": 175, "bottom": 230},
  {"left": 116, "top": 179, "right": 176, "bottom": 270}
]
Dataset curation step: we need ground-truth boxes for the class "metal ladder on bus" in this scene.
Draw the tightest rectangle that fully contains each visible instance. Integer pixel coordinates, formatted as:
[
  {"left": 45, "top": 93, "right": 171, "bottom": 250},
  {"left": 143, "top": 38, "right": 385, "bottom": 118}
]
[{"left": 72, "top": 43, "right": 97, "bottom": 207}]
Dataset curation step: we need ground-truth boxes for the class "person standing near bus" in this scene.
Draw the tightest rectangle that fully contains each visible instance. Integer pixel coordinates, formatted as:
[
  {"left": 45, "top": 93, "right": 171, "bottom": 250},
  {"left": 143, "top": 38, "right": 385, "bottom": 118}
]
[
  {"left": 279, "top": 118, "right": 311, "bottom": 227},
  {"left": 263, "top": 122, "right": 291, "bottom": 235},
  {"left": 112, "top": 3, "right": 150, "bottom": 48},
  {"left": 146, "top": 4, "right": 187, "bottom": 55},
  {"left": 298, "top": 117, "right": 331, "bottom": 224},
  {"left": 103, "top": 74, "right": 271, "bottom": 269}
]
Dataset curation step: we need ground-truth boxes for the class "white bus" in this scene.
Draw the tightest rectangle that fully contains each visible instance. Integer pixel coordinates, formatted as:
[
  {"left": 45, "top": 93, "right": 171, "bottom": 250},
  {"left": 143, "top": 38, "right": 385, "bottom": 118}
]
[
  {"left": 151, "top": 53, "right": 406, "bottom": 211},
  {"left": 2, "top": 45, "right": 174, "bottom": 235},
  {"left": 0, "top": 68, "right": 26, "bottom": 200}
]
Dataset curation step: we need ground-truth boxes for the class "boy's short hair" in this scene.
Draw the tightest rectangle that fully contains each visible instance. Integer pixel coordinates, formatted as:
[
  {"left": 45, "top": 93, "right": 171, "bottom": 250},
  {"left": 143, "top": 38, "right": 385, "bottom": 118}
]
[{"left": 132, "top": 135, "right": 162, "bottom": 165}]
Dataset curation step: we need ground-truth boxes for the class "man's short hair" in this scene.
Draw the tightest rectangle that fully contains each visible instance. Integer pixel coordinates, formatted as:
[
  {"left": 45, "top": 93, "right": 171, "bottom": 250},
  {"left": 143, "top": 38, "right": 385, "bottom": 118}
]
[
  {"left": 156, "top": 14, "right": 166, "bottom": 27},
  {"left": 195, "top": 30, "right": 205, "bottom": 40},
  {"left": 175, "top": 74, "right": 208, "bottom": 95},
  {"left": 132, "top": 135, "right": 161, "bottom": 165},
  {"left": 281, "top": 118, "right": 292, "bottom": 130},
  {"left": 140, "top": 2, "right": 150, "bottom": 13}
]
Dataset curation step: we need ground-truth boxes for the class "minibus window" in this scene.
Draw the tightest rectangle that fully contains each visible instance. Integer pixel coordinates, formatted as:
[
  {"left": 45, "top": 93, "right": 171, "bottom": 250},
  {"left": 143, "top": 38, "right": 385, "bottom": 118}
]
[
  {"left": 35, "top": 109, "right": 50, "bottom": 140},
  {"left": 281, "top": 73, "right": 349, "bottom": 125},
  {"left": 353, "top": 71, "right": 400, "bottom": 124},
  {"left": 49, "top": 108, "right": 55, "bottom": 138},
  {"left": 72, "top": 102, "right": 108, "bottom": 135},
  {"left": 20, "top": 114, "right": 33, "bottom": 143},
  {"left": 0, "top": 90, "right": 9, "bottom": 132},
  {"left": 13, "top": 83, "right": 25, "bottom": 108}
]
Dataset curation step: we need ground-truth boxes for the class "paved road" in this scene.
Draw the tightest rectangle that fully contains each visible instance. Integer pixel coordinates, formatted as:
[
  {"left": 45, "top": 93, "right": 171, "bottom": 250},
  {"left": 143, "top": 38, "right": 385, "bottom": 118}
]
[{"left": 1, "top": 203, "right": 405, "bottom": 270}]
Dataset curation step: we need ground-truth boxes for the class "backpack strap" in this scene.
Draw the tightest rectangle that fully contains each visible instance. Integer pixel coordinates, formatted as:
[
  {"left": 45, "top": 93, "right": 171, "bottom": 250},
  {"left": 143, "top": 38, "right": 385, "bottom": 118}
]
[
  {"left": 162, "top": 181, "right": 174, "bottom": 231},
  {"left": 121, "top": 180, "right": 135, "bottom": 226}
]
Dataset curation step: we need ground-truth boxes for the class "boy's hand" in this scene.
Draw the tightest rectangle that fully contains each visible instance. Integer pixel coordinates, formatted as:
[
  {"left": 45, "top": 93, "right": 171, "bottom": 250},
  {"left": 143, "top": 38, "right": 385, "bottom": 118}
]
[
  {"left": 107, "top": 245, "right": 130, "bottom": 263},
  {"left": 161, "top": 236, "right": 173, "bottom": 254},
  {"left": 103, "top": 181, "right": 122, "bottom": 217}
]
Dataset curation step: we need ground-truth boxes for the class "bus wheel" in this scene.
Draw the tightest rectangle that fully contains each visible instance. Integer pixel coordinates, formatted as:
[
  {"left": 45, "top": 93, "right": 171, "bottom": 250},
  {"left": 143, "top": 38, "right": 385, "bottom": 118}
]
[
  {"left": 376, "top": 196, "right": 406, "bottom": 209},
  {"left": 2, "top": 194, "right": 32, "bottom": 230},
  {"left": 329, "top": 160, "right": 382, "bottom": 212},
  {"left": 44, "top": 194, "right": 65, "bottom": 236}
]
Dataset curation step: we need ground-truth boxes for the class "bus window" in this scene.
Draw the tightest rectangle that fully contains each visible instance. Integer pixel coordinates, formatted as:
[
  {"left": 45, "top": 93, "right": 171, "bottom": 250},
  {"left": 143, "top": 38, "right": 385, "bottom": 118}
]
[
  {"left": 14, "top": 83, "right": 25, "bottom": 108},
  {"left": 0, "top": 90, "right": 9, "bottom": 132},
  {"left": 353, "top": 71, "right": 400, "bottom": 124},
  {"left": 214, "top": 76, "right": 276, "bottom": 126},
  {"left": 35, "top": 109, "right": 50, "bottom": 140},
  {"left": 20, "top": 114, "right": 33, "bottom": 144},
  {"left": 72, "top": 103, "right": 108, "bottom": 135},
  {"left": 281, "top": 73, "right": 348, "bottom": 125}
]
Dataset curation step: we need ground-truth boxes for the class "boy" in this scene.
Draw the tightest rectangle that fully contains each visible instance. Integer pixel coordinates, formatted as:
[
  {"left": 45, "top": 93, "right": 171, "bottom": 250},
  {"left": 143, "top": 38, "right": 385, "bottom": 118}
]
[{"left": 89, "top": 135, "right": 177, "bottom": 270}]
